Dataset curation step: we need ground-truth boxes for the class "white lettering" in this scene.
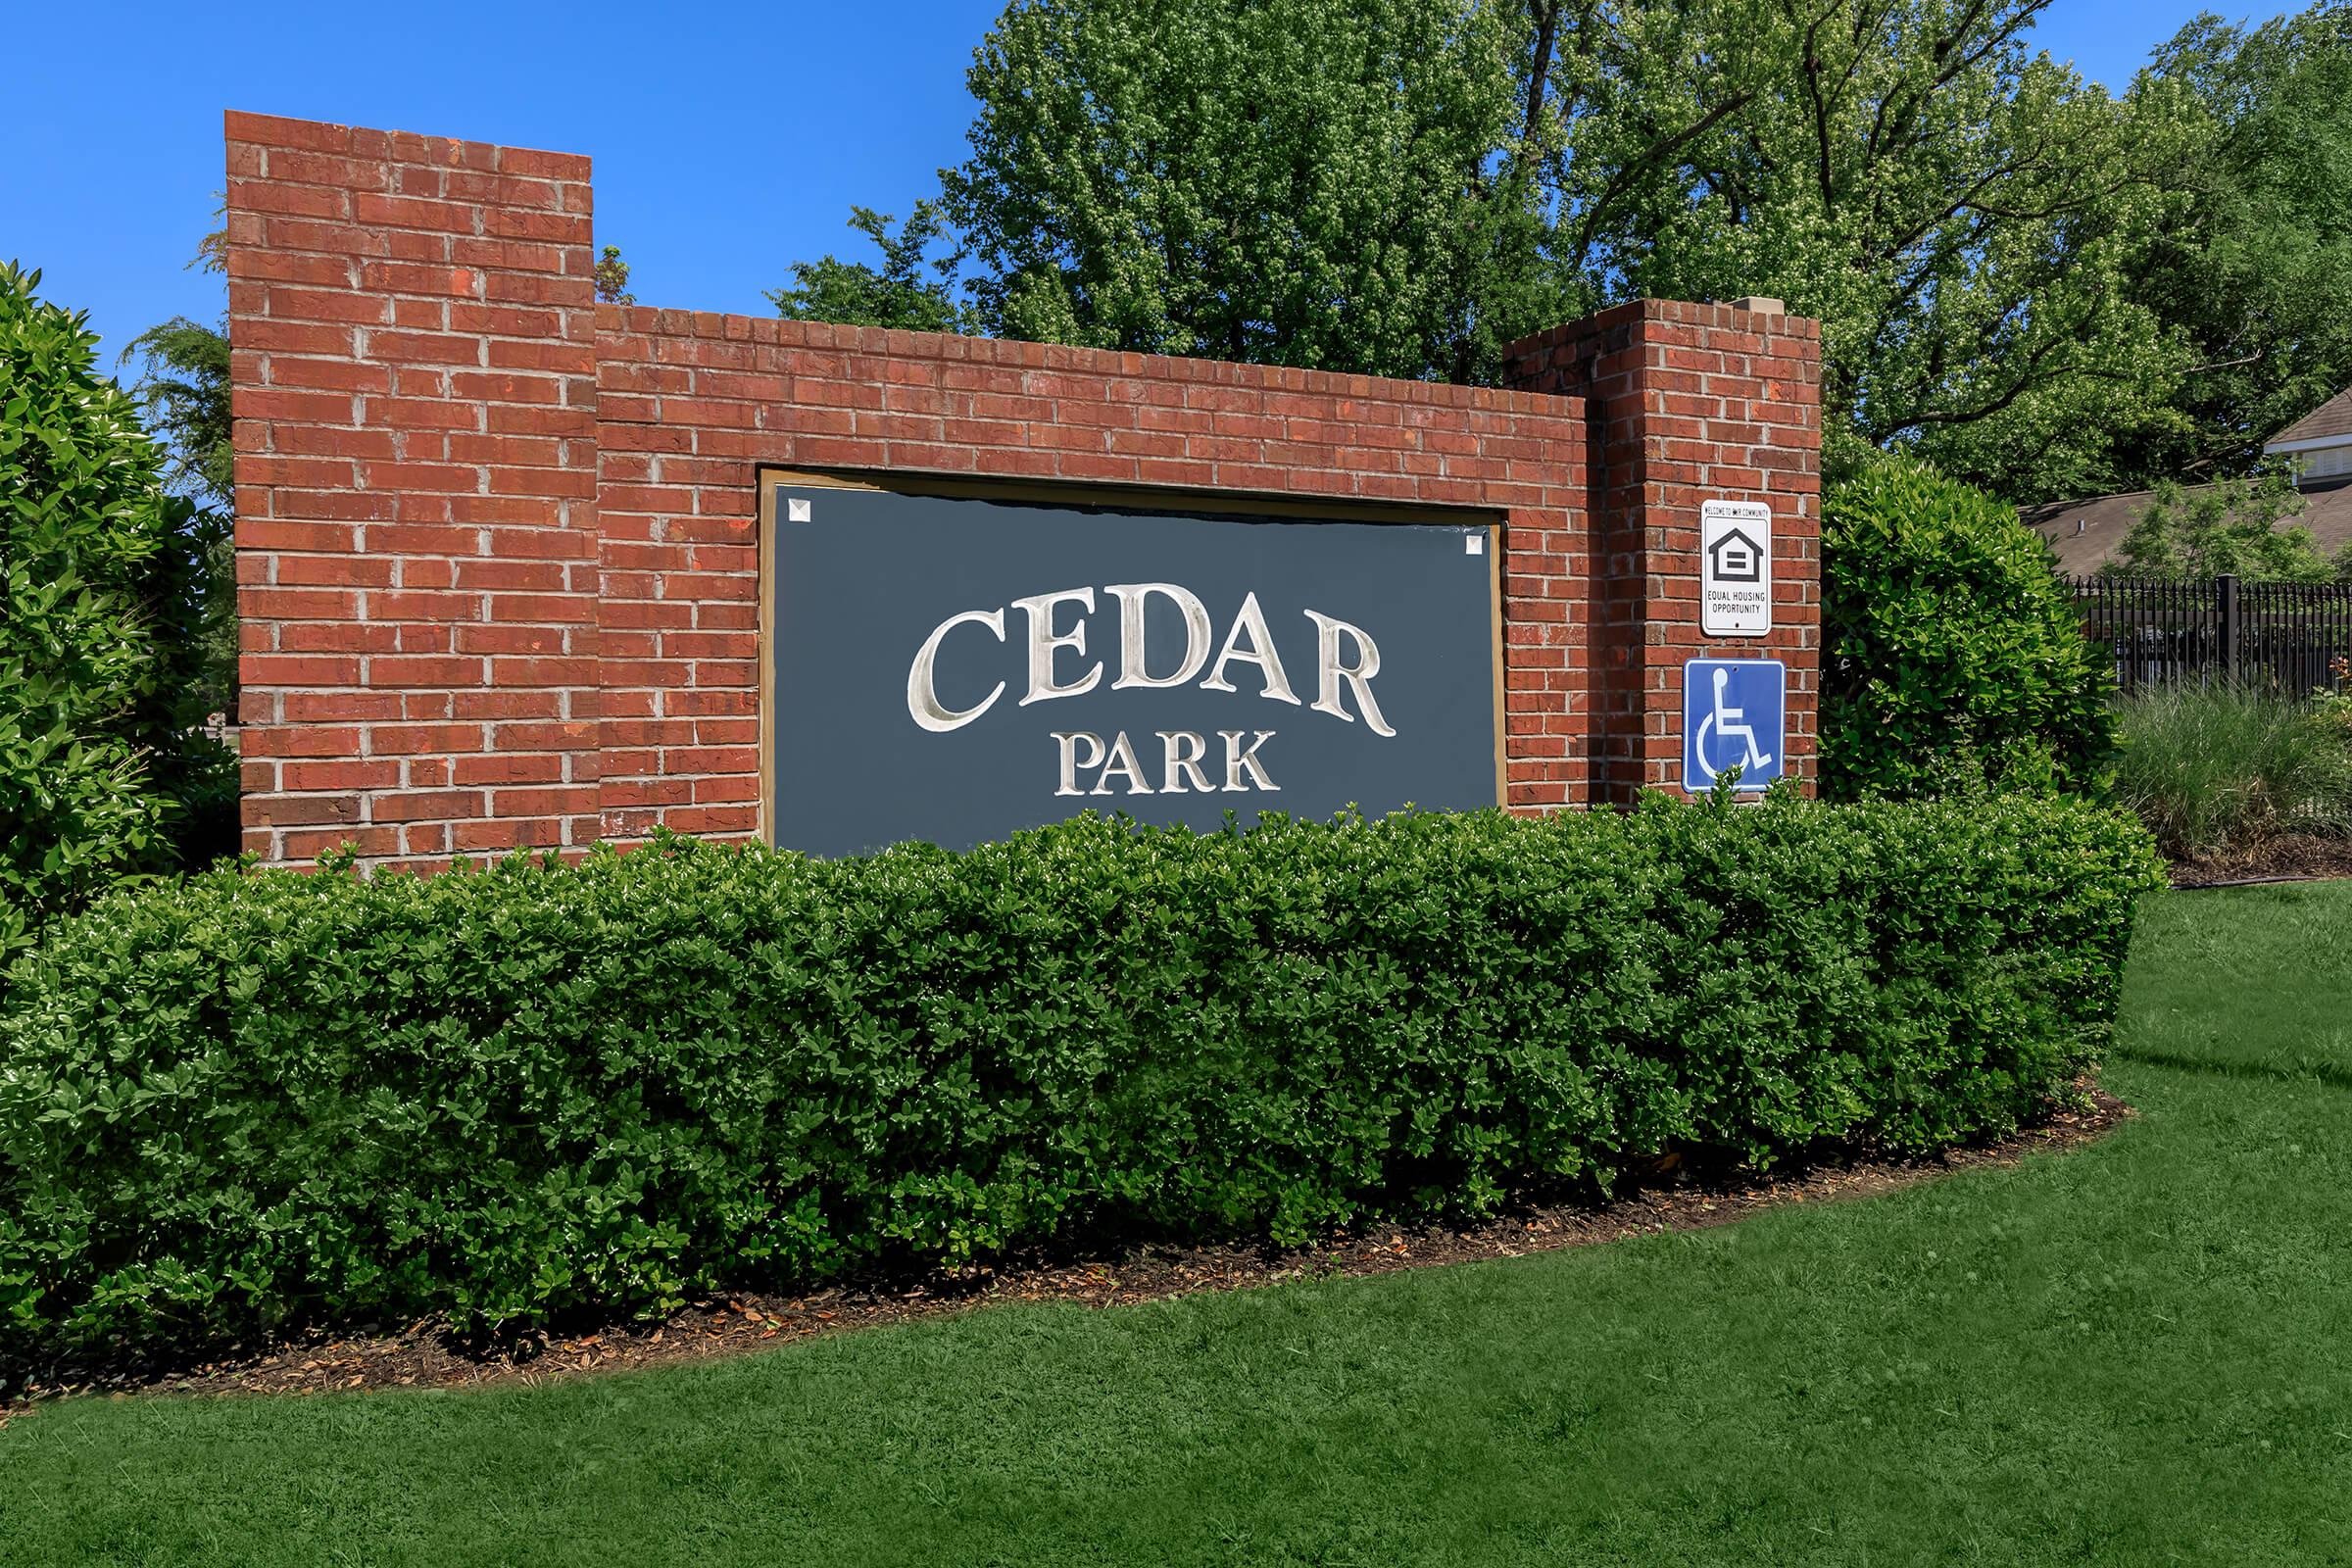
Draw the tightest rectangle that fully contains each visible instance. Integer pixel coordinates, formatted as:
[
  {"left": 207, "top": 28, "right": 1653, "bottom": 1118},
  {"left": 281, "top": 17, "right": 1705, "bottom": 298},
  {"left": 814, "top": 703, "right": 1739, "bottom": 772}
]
[
  {"left": 1012, "top": 587, "right": 1102, "bottom": 706},
  {"left": 1220, "top": 729, "right": 1279, "bottom": 792},
  {"left": 1199, "top": 593, "right": 1300, "bottom": 706},
  {"left": 1157, "top": 730, "right": 1211, "bottom": 794},
  {"left": 906, "top": 608, "right": 1007, "bottom": 733},
  {"left": 1105, "top": 583, "right": 1213, "bottom": 690},
  {"left": 1303, "top": 611, "right": 1396, "bottom": 737},
  {"left": 1053, "top": 731, "right": 1104, "bottom": 796},
  {"left": 916, "top": 588, "right": 1387, "bottom": 747},
  {"left": 1092, "top": 731, "right": 1152, "bottom": 795}
]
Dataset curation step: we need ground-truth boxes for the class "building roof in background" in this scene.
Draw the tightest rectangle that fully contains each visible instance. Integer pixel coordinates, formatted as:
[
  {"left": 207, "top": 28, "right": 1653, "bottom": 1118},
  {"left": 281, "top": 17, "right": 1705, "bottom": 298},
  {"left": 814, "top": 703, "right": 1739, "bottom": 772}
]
[
  {"left": 2267, "top": 386, "right": 2352, "bottom": 450},
  {"left": 2024, "top": 378, "right": 2352, "bottom": 572},
  {"left": 2022, "top": 478, "right": 2352, "bottom": 576}
]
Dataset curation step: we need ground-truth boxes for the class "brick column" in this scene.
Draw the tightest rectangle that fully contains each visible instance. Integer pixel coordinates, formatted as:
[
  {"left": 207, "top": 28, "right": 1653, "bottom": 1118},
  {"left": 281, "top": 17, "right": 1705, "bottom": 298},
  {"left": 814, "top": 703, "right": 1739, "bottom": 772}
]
[
  {"left": 1504, "top": 299, "right": 1821, "bottom": 801},
  {"left": 224, "top": 111, "right": 601, "bottom": 866}
]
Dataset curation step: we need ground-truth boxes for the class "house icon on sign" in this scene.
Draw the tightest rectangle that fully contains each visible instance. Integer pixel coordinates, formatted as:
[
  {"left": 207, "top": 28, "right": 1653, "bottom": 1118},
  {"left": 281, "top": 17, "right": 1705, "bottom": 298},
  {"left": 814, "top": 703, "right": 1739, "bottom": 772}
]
[{"left": 1707, "top": 525, "right": 1762, "bottom": 583}]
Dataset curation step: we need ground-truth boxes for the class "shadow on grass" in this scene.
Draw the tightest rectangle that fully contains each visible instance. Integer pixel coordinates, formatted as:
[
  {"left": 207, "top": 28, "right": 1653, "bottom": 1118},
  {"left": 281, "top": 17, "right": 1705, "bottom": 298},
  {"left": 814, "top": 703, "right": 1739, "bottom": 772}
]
[
  {"left": 2110, "top": 1045, "right": 2352, "bottom": 1094},
  {"left": 2, "top": 1087, "right": 2128, "bottom": 1407}
]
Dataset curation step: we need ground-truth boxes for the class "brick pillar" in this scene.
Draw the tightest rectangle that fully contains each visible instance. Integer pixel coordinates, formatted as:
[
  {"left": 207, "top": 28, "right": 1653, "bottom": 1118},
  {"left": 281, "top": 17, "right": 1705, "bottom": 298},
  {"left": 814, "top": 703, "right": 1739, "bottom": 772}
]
[
  {"left": 224, "top": 112, "right": 602, "bottom": 867},
  {"left": 1504, "top": 298, "right": 1821, "bottom": 801}
]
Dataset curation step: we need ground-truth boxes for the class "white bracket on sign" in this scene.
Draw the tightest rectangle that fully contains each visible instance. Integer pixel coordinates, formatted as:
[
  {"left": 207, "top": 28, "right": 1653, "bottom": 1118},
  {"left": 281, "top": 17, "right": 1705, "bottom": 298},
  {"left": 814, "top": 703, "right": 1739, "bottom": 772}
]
[{"left": 1699, "top": 499, "right": 1772, "bottom": 637}]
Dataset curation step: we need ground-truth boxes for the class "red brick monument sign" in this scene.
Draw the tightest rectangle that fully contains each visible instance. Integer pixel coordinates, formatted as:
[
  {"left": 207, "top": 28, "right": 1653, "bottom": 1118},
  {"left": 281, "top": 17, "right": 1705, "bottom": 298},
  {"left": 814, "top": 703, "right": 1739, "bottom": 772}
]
[{"left": 224, "top": 111, "right": 1821, "bottom": 870}]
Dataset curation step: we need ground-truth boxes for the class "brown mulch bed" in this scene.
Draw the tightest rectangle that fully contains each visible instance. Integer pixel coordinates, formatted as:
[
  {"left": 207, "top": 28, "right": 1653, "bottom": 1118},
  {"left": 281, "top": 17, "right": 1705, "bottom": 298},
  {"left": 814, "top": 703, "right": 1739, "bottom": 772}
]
[
  {"left": 0, "top": 1086, "right": 2129, "bottom": 1418},
  {"left": 2168, "top": 833, "right": 2352, "bottom": 888}
]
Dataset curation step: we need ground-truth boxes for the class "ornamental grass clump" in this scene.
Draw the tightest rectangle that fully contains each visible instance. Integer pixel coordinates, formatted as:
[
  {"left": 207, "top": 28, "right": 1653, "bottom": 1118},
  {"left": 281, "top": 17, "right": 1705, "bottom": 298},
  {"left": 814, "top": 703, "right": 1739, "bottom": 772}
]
[{"left": 2112, "top": 682, "right": 2352, "bottom": 858}]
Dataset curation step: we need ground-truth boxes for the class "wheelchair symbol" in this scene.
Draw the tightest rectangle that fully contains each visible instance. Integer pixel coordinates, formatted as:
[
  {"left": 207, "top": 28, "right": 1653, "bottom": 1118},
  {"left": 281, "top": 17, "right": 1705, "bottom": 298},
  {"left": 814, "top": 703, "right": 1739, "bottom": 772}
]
[{"left": 1691, "top": 664, "right": 1774, "bottom": 784}]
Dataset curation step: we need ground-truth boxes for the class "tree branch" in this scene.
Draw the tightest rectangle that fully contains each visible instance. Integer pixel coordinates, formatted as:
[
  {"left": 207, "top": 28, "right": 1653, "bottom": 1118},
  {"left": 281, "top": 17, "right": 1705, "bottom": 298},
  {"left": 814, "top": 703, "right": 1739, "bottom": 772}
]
[{"left": 1567, "top": 87, "right": 1760, "bottom": 272}]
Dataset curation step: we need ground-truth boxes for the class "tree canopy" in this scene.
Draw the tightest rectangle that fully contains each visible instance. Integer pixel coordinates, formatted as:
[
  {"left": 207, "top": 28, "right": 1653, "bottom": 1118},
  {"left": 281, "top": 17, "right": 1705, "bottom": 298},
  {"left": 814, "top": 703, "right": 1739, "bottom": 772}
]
[
  {"left": 769, "top": 206, "right": 971, "bottom": 334},
  {"left": 1554, "top": 0, "right": 2194, "bottom": 497},
  {"left": 784, "top": 0, "right": 1560, "bottom": 379},
  {"left": 777, "top": 0, "right": 2352, "bottom": 504},
  {"left": 2109, "top": 2, "right": 2352, "bottom": 485}
]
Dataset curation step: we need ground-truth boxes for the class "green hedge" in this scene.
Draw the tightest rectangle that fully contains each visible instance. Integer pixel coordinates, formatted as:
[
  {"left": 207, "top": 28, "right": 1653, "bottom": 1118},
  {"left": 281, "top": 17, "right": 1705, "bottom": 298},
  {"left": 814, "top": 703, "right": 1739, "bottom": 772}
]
[{"left": 0, "top": 798, "right": 2159, "bottom": 1361}]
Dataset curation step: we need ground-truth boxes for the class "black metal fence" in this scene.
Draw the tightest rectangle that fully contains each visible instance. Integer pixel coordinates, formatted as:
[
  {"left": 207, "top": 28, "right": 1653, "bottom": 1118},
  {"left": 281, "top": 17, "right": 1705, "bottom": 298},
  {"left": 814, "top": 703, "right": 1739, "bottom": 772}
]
[{"left": 2068, "top": 575, "right": 2352, "bottom": 695}]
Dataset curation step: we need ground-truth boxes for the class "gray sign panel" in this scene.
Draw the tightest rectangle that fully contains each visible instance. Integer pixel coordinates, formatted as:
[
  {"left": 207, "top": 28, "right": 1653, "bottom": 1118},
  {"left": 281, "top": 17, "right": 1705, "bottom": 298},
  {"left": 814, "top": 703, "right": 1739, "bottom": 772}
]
[{"left": 764, "top": 480, "right": 1500, "bottom": 857}]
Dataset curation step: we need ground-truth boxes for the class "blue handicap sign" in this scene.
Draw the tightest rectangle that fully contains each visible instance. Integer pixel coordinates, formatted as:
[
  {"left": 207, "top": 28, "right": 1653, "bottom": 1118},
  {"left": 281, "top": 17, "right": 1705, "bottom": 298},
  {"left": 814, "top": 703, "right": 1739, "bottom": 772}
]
[{"left": 1683, "top": 659, "right": 1786, "bottom": 793}]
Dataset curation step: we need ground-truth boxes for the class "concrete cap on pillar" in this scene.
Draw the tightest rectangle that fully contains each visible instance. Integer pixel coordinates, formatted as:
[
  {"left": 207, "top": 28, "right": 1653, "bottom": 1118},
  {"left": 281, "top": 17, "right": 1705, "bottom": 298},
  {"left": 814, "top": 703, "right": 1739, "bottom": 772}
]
[{"left": 1730, "top": 296, "right": 1786, "bottom": 315}]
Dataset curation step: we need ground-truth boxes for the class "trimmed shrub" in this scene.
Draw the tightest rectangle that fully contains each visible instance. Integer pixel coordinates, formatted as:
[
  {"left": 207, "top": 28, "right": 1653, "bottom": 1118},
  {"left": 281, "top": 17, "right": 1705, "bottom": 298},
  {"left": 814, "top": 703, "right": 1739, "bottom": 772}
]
[
  {"left": 0, "top": 262, "right": 232, "bottom": 956},
  {"left": 0, "top": 799, "right": 2160, "bottom": 1361},
  {"left": 2113, "top": 682, "right": 2352, "bottom": 857},
  {"left": 1822, "top": 459, "right": 2116, "bottom": 802}
]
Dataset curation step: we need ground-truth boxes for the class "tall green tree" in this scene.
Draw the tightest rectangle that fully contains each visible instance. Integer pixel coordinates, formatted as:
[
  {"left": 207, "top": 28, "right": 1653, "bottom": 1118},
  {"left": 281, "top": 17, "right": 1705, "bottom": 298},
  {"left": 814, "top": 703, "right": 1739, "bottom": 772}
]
[
  {"left": 2108, "top": 2, "right": 2352, "bottom": 483},
  {"left": 1540, "top": 0, "right": 2195, "bottom": 498},
  {"left": 781, "top": 0, "right": 1565, "bottom": 379},
  {"left": 945, "top": 0, "right": 1563, "bottom": 380},
  {"left": 776, "top": 0, "right": 2342, "bottom": 502}
]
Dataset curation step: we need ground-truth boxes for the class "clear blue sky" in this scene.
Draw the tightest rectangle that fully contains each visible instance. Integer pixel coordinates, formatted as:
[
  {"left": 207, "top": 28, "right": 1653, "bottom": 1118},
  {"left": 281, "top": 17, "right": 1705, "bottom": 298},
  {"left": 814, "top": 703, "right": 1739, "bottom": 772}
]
[{"left": 3, "top": 0, "right": 2290, "bottom": 367}]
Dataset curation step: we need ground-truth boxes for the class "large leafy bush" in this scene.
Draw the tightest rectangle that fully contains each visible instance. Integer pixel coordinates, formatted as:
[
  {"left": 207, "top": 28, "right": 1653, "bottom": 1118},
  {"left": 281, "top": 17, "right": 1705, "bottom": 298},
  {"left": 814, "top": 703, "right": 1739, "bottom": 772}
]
[
  {"left": 0, "top": 262, "right": 230, "bottom": 956},
  {"left": 1821, "top": 459, "right": 2117, "bottom": 801},
  {"left": 0, "top": 800, "right": 2158, "bottom": 1361}
]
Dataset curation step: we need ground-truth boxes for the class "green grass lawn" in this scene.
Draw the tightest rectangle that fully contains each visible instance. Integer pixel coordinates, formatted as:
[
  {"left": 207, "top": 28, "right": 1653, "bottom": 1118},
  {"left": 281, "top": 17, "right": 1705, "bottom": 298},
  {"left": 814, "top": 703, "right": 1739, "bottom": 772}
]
[{"left": 5, "top": 884, "right": 2351, "bottom": 1566}]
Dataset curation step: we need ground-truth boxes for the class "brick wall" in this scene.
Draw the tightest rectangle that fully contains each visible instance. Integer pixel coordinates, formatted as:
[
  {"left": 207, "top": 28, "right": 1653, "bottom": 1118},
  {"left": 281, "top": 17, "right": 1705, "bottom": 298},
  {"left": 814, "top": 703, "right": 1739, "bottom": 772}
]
[
  {"left": 592, "top": 313, "right": 1595, "bottom": 844},
  {"left": 1502, "top": 299, "right": 1823, "bottom": 801},
  {"left": 227, "top": 113, "right": 1821, "bottom": 870}
]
